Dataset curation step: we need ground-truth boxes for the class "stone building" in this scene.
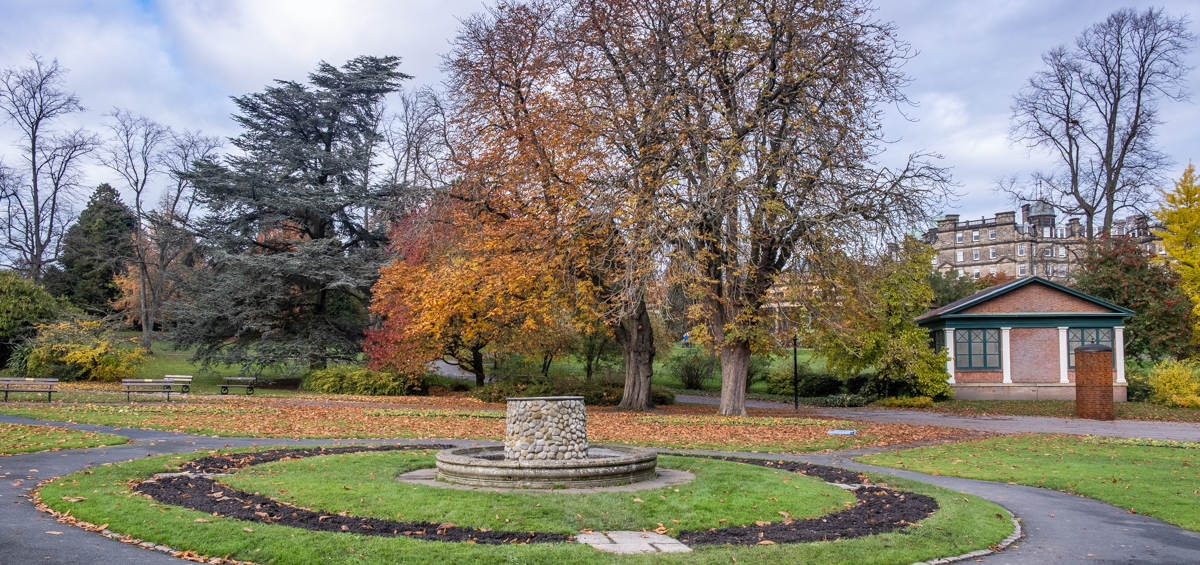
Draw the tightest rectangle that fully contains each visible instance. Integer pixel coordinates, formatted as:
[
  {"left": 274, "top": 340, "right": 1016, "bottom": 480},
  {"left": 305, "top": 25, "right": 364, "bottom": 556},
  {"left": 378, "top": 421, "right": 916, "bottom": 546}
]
[{"left": 922, "top": 203, "right": 1163, "bottom": 282}]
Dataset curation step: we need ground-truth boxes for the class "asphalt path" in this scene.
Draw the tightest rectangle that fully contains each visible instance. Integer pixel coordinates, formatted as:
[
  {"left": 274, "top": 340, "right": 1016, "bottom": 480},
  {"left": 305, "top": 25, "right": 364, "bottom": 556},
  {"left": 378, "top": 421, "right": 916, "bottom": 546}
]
[
  {"left": 2, "top": 414, "right": 1199, "bottom": 564},
  {"left": 675, "top": 394, "right": 1200, "bottom": 441}
]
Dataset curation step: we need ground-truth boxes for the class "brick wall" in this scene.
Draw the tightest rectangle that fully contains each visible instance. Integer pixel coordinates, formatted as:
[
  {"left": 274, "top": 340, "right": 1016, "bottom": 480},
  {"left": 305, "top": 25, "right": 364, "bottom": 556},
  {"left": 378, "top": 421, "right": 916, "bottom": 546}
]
[
  {"left": 1010, "top": 327, "right": 1059, "bottom": 382},
  {"left": 954, "top": 370, "right": 1003, "bottom": 383},
  {"left": 962, "top": 284, "right": 1110, "bottom": 314}
]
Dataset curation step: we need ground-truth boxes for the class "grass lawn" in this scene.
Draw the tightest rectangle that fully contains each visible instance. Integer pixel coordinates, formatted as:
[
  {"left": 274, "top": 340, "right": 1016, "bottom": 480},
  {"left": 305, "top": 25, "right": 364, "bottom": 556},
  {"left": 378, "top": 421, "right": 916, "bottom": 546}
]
[
  {"left": 0, "top": 423, "right": 127, "bottom": 455},
  {"left": 865, "top": 399, "right": 1200, "bottom": 423},
  {"left": 857, "top": 434, "right": 1200, "bottom": 532},
  {"left": 0, "top": 400, "right": 970, "bottom": 453},
  {"left": 38, "top": 446, "right": 1014, "bottom": 565}
]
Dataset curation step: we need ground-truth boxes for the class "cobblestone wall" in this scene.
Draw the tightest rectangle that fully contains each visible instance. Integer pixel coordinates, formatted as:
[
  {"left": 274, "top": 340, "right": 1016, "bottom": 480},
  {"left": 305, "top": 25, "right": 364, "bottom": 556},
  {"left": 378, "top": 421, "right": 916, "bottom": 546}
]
[{"left": 504, "top": 397, "right": 588, "bottom": 461}]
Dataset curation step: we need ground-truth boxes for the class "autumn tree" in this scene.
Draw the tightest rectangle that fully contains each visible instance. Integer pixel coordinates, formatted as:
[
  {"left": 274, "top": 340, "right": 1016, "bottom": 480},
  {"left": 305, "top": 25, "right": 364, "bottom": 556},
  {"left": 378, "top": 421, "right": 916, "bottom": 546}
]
[
  {"left": 173, "top": 56, "right": 410, "bottom": 373},
  {"left": 1153, "top": 163, "right": 1200, "bottom": 339},
  {"left": 1003, "top": 7, "right": 1195, "bottom": 239},
  {"left": 1073, "top": 236, "right": 1193, "bottom": 358}
]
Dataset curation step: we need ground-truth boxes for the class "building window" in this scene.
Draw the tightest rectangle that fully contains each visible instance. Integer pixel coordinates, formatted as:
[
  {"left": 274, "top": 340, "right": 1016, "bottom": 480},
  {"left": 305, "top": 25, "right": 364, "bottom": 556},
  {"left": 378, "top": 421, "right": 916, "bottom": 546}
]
[
  {"left": 955, "top": 329, "right": 1001, "bottom": 370},
  {"left": 989, "top": 229, "right": 996, "bottom": 240},
  {"left": 1058, "top": 264, "right": 1068, "bottom": 277},
  {"left": 1043, "top": 226, "right": 1051, "bottom": 238},
  {"left": 1058, "top": 246, "right": 1066, "bottom": 258},
  {"left": 1057, "top": 227, "right": 1066, "bottom": 238},
  {"left": 973, "top": 268, "right": 981, "bottom": 279},
  {"left": 1045, "top": 265, "right": 1054, "bottom": 277},
  {"left": 931, "top": 255, "right": 938, "bottom": 265},
  {"left": 1043, "top": 246, "right": 1053, "bottom": 257},
  {"left": 972, "top": 248, "right": 980, "bottom": 260},
  {"left": 956, "top": 250, "right": 964, "bottom": 262},
  {"left": 972, "top": 230, "right": 980, "bottom": 242},
  {"left": 1017, "top": 243, "right": 1025, "bottom": 257},
  {"left": 1067, "top": 328, "right": 1114, "bottom": 368},
  {"left": 956, "top": 232, "right": 963, "bottom": 243},
  {"left": 1018, "top": 264, "right": 1027, "bottom": 276},
  {"left": 989, "top": 247, "right": 997, "bottom": 259},
  {"left": 957, "top": 269, "right": 964, "bottom": 277},
  {"left": 989, "top": 266, "right": 997, "bottom": 276}
]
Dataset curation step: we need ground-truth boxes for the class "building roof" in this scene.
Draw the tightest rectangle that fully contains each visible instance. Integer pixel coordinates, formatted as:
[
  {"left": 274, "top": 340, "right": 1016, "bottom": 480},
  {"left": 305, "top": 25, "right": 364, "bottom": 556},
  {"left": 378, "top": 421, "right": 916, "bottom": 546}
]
[{"left": 915, "top": 276, "right": 1134, "bottom": 327}]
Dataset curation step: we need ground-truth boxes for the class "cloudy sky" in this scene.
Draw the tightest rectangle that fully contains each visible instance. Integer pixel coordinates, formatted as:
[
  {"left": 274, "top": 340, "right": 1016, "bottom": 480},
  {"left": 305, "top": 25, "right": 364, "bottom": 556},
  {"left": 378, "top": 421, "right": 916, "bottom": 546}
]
[{"left": 0, "top": 0, "right": 1196, "bottom": 221}]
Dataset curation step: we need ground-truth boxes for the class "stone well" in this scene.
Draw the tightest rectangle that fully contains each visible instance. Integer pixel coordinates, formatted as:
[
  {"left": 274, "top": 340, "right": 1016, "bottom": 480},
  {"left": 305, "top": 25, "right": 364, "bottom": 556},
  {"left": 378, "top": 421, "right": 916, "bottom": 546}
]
[{"left": 434, "top": 396, "right": 658, "bottom": 489}]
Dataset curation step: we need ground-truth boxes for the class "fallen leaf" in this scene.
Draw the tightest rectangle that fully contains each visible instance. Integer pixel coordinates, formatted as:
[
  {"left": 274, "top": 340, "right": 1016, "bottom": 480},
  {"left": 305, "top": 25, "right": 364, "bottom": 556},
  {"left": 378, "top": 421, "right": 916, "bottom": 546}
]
[
  {"left": 757, "top": 540, "right": 776, "bottom": 545},
  {"left": 755, "top": 521, "right": 771, "bottom": 526},
  {"left": 633, "top": 498, "right": 643, "bottom": 503},
  {"left": 60, "top": 497, "right": 87, "bottom": 503},
  {"left": 45, "top": 531, "right": 62, "bottom": 535},
  {"left": 194, "top": 519, "right": 212, "bottom": 523},
  {"left": 243, "top": 527, "right": 254, "bottom": 533}
]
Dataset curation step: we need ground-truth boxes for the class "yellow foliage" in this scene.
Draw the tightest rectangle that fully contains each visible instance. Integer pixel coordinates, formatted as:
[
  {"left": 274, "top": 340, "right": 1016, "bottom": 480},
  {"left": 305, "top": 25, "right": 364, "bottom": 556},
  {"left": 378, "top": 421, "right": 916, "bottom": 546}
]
[
  {"left": 25, "top": 318, "right": 145, "bottom": 382},
  {"left": 1153, "top": 163, "right": 1200, "bottom": 340},
  {"left": 1147, "top": 359, "right": 1200, "bottom": 408}
]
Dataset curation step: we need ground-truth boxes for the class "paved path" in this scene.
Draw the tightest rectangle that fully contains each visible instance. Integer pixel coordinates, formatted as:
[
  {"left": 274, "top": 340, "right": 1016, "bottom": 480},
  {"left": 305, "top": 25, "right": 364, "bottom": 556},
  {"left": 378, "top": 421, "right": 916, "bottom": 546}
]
[
  {"left": 2, "top": 414, "right": 1200, "bottom": 564},
  {"left": 676, "top": 394, "right": 1200, "bottom": 441}
]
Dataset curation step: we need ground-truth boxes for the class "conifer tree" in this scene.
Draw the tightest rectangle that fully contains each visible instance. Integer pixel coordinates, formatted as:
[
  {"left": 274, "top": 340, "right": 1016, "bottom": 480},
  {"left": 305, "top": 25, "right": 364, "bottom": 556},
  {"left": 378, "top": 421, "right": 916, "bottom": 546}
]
[
  {"left": 173, "top": 56, "right": 410, "bottom": 373},
  {"left": 42, "top": 183, "right": 135, "bottom": 314}
]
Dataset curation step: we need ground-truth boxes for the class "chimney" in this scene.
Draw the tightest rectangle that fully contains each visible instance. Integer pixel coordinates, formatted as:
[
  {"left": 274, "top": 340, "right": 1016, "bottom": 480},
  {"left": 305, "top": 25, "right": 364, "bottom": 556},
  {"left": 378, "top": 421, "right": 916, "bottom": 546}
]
[
  {"left": 1021, "top": 204, "right": 1031, "bottom": 224},
  {"left": 995, "top": 211, "right": 1016, "bottom": 224},
  {"left": 1134, "top": 215, "right": 1149, "bottom": 238},
  {"left": 1067, "top": 218, "right": 1081, "bottom": 238}
]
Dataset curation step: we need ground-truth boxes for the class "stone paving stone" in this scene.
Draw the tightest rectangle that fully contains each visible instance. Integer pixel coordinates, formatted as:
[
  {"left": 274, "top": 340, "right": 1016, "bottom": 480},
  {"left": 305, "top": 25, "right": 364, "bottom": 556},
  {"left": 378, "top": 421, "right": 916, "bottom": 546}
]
[{"left": 574, "top": 531, "right": 693, "bottom": 554}]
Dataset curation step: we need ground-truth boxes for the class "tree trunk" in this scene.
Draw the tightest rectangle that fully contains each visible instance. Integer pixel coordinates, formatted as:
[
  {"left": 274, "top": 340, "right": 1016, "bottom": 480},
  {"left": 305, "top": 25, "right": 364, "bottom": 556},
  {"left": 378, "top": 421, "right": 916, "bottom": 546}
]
[
  {"left": 541, "top": 354, "right": 552, "bottom": 376},
  {"left": 717, "top": 340, "right": 751, "bottom": 416},
  {"left": 138, "top": 260, "right": 153, "bottom": 351},
  {"left": 614, "top": 298, "right": 655, "bottom": 411},
  {"left": 471, "top": 344, "right": 486, "bottom": 388}
]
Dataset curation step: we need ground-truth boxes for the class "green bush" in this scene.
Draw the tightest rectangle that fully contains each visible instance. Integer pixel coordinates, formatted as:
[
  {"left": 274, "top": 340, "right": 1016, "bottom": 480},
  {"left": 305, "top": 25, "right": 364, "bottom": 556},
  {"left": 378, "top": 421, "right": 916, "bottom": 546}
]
[
  {"left": 746, "top": 356, "right": 772, "bottom": 390},
  {"left": 765, "top": 364, "right": 843, "bottom": 397},
  {"left": 873, "top": 396, "right": 934, "bottom": 409},
  {"left": 1147, "top": 359, "right": 1200, "bottom": 408},
  {"left": 821, "top": 394, "right": 874, "bottom": 407},
  {"left": 300, "top": 366, "right": 424, "bottom": 396},
  {"left": 471, "top": 376, "right": 676, "bottom": 406},
  {"left": 665, "top": 350, "right": 716, "bottom": 390},
  {"left": 1125, "top": 361, "right": 1153, "bottom": 402}
]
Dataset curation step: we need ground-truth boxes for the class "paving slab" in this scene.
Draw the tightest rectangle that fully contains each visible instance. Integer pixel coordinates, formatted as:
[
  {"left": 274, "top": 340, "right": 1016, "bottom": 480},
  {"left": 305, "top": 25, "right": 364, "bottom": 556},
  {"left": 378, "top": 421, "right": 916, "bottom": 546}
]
[
  {"left": 675, "top": 394, "right": 1200, "bottom": 441},
  {"left": 575, "top": 531, "right": 692, "bottom": 554}
]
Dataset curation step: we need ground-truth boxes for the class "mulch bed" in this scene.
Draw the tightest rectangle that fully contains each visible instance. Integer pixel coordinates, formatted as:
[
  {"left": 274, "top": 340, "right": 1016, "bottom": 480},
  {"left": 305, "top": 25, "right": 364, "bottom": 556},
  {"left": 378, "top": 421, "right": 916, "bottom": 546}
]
[
  {"left": 673, "top": 454, "right": 940, "bottom": 546},
  {"left": 137, "top": 444, "right": 937, "bottom": 547}
]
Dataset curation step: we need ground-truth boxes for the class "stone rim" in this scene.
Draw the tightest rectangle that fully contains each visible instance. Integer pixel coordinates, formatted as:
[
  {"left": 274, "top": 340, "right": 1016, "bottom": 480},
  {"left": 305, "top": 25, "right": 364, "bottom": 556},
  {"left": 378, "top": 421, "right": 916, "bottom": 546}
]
[{"left": 435, "top": 444, "right": 659, "bottom": 488}]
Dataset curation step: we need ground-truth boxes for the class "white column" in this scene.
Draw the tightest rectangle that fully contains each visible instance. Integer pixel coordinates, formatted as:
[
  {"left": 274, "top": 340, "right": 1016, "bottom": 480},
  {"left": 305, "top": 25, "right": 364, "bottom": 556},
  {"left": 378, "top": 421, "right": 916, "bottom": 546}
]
[
  {"left": 1058, "top": 327, "right": 1070, "bottom": 384},
  {"left": 1001, "top": 327, "right": 1012, "bottom": 384},
  {"left": 1114, "top": 326, "right": 1126, "bottom": 383},
  {"left": 945, "top": 328, "right": 956, "bottom": 384}
]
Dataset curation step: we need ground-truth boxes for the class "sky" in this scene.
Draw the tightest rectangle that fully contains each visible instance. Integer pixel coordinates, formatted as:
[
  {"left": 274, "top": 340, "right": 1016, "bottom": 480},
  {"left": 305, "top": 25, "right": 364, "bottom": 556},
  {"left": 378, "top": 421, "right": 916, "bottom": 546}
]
[{"left": 0, "top": 0, "right": 1196, "bottom": 221}]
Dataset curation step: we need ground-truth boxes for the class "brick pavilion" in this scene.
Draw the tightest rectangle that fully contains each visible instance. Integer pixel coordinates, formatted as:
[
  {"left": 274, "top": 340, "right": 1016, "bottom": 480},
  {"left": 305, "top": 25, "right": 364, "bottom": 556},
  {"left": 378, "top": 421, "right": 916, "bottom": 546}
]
[{"left": 915, "top": 276, "right": 1133, "bottom": 401}]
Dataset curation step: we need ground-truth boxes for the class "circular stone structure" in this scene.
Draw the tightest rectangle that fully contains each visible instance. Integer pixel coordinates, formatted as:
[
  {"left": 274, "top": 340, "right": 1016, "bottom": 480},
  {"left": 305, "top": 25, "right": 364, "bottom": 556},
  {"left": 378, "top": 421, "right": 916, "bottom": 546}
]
[{"left": 434, "top": 396, "right": 658, "bottom": 489}]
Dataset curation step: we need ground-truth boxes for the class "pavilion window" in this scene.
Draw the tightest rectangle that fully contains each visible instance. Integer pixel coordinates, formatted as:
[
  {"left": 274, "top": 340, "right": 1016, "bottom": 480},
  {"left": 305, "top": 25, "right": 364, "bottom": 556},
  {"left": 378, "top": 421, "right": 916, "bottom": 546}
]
[
  {"left": 955, "top": 329, "right": 1001, "bottom": 370},
  {"left": 1067, "top": 328, "right": 1114, "bottom": 368}
]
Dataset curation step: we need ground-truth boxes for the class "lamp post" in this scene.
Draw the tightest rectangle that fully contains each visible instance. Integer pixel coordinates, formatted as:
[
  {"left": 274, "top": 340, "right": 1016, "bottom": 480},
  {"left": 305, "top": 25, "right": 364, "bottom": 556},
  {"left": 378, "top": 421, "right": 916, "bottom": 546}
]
[{"left": 793, "top": 333, "right": 799, "bottom": 410}]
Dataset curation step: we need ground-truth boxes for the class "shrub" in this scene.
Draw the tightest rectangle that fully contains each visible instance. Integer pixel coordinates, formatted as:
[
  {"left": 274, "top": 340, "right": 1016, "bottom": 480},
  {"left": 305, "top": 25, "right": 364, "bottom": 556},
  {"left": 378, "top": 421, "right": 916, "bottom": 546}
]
[
  {"left": 300, "top": 366, "right": 423, "bottom": 396},
  {"left": 873, "top": 396, "right": 934, "bottom": 409},
  {"left": 1125, "top": 361, "right": 1153, "bottom": 402},
  {"left": 1147, "top": 359, "right": 1200, "bottom": 408},
  {"left": 821, "top": 394, "right": 874, "bottom": 408},
  {"left": 766, "top": 364, "right": 844, "bottom": 397},
  {"left": 472, "top": 376, "right": 676, "bottom": 406},
  {"left": 665, "top": 350, "right": 716, "bottom": 390},
  {"left": 22, "top": 317, "right": 144, "bottom": 382},
  {"left": 745, "top": 356, "right": 772, "bottom": 390}
]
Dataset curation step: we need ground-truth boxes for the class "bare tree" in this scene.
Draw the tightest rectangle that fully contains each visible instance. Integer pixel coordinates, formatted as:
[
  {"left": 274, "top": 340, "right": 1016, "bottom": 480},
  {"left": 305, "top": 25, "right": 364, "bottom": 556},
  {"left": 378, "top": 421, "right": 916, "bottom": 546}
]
[
  {"left": 0, "top": 54, "right": 97, "bottom": 281},
  {"left": 1006, "top": 7, "right": 1195, "bottom": 239},
  {"left": 100, "top": 109, "right": 170, "bottom": 349}
]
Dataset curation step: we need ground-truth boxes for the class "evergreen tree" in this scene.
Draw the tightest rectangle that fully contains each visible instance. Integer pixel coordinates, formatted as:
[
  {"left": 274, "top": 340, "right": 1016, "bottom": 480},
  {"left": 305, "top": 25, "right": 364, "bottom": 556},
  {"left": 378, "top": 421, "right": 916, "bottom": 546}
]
[
  {"left": 173, "top": 56, "right": 410, "bottom": 373},
  {"left": 0, "top": 270, "right": 61, "bottom": 367},
  {"left": 1153, "top": 164, "right": 1200, "bottom": 340},
  {"left": 926, "top": 269, "right": 978, "bottom": 307},
  {"left": 1073, "top": 237, "right": 1193, "bottom": 358},
  {"left": 42, "top": 184, "right": 135, "bottom": 314}
]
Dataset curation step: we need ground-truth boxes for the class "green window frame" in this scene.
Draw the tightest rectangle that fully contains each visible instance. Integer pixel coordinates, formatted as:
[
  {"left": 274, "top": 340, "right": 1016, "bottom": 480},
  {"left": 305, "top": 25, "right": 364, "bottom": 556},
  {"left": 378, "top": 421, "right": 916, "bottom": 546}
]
[
  {"left": 1068, "top": 328, "right": 1114, "bottom": 369},
  {"left": 955, "top": 329, "right": 1001, "bottom": 370}
]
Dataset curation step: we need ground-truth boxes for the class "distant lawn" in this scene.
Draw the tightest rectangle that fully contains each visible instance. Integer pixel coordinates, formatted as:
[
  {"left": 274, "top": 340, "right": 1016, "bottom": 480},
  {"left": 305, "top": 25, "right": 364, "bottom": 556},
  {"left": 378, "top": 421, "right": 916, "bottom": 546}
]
[
  {"left": 866, "top": 399, "right": 1200, "bottom": 423},
  {"left": 858, "top": 434, "right": 1200, "bottom": 532},
  {"left": 38, "top": 446, "right": 1013, "bottom": 565},
  {"left": 0, "top": 422, "right": 127, "bottom": 455}
]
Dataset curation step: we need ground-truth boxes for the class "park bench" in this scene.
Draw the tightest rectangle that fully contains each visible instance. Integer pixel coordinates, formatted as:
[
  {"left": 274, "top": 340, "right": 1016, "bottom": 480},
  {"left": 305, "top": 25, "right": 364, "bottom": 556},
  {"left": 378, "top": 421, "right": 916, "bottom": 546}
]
[
  {"left": 0, "top": 377, "right": 59, "bottom": 402},
  {"left": 164, "top": 375, "right": 193, "bottom": 393},
  {"left": 220, "top": 376, "right": 257, "bottom": 395},
  {"left": 121, "top": 379, "right": 178, "bottom": 402}
]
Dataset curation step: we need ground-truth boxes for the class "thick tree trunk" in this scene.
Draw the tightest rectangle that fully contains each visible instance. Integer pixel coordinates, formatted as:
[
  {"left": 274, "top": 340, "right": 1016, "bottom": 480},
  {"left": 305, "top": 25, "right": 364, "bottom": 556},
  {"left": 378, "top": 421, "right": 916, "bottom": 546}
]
[
  {"left": 614, "top": 298, "right": 655, "bottom": 411},
  {"left": 717, "top": 340, "right": 751, "bottom": 416},
  {"left": 471, "top": 345, "right": 486, "bottom": 388}
]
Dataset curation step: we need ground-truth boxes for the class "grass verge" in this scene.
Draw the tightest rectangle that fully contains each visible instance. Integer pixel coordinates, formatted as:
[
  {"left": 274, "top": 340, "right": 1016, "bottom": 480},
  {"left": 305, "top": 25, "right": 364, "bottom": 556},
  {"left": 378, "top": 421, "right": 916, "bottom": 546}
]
[
  {"left": 866, "top": 400, "right": 1200, "bottom": 423},
  {"left": 38, "top": 446, "right": 1013, "bottom": 565},
  {"left": 0, "top": 422, "right": 127, "bottom": 455},
  {"left": 857, "top": 433, "right": 1200, "bottom": 532}
]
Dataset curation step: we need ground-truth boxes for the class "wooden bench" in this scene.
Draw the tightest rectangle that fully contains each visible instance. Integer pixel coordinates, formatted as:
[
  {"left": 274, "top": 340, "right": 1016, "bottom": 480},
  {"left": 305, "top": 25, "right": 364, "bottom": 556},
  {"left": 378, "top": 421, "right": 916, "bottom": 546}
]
[
  {"left": 0, "top": 378, "right": 59, "bottom": 402},
  {"left": 220, "top": 377, "right": 257, "bottom": 395},
  {"left": 121, "top": 379, "right": 177, "bottom": 402},
  {"left": 164, "top": 375, "right": 193, "bottom": 393}
]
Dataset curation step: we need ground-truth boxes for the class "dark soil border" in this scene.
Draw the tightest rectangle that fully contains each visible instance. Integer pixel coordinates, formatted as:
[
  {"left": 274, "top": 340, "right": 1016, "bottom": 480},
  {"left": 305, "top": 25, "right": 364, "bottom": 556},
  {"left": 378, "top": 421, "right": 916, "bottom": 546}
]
[{"left": 136, "top": 445, "right": 937, "bottom": 547}]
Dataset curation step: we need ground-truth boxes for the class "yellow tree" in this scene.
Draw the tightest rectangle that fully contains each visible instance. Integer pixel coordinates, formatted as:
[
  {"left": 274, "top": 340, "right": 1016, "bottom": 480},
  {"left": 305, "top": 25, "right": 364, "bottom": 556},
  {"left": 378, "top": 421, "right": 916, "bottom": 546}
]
[{"left": 1153, "top": 163, "right": 1200, "bottom": 337}]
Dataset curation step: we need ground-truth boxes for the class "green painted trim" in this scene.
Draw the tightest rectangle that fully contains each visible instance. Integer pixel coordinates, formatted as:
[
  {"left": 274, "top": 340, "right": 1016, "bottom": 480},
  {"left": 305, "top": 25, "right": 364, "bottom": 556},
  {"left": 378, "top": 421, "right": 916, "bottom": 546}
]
[
  {"left": 919, "top": 316, "right": 1127, "bottom": 330},
  {"left": 915, "top": 277, "right": 1136, "bottom": 326}
]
